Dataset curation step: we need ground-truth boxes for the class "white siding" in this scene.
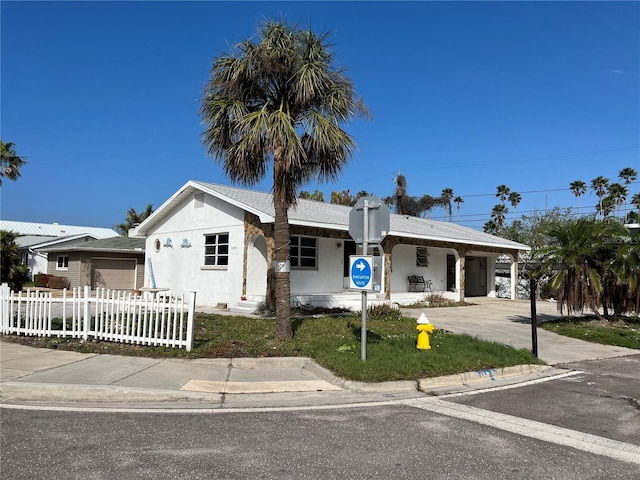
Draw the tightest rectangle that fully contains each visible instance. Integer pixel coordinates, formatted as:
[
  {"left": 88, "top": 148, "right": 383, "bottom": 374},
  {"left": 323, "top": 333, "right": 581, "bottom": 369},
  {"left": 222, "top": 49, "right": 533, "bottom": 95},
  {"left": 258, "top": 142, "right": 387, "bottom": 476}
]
[
  {"left": 143, "top": 193, "right": 245, "bottom": 306},
  {"left": 390, "top": 245, "right": 449, "bottom": 293},
  {"left": 290, "top": 237, "right": 345, "bottom": 294}
]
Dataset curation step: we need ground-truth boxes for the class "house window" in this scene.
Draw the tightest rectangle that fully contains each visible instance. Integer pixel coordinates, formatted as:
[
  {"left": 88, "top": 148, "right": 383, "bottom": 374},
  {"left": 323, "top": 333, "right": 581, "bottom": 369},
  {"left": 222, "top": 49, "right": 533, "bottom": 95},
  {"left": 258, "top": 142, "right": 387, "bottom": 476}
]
[
  {"left": 56, "top": 255, "right": 69, "bottom": 270},
  {"left": 290, "top": 236, "right": 317, "bottom": 269},
  {"left": 203, "top": 233, "right": 229, "bottom": 266},
  {"left": 416, "top": 247, "right": 429, "bottom": 267}
]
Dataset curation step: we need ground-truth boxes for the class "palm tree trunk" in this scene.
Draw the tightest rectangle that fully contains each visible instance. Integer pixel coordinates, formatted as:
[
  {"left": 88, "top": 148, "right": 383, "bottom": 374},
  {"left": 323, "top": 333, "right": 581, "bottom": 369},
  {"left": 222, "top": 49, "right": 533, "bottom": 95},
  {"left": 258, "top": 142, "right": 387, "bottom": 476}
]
[{"left": 273, "top": 196, "right": 292, "bottom": 338}]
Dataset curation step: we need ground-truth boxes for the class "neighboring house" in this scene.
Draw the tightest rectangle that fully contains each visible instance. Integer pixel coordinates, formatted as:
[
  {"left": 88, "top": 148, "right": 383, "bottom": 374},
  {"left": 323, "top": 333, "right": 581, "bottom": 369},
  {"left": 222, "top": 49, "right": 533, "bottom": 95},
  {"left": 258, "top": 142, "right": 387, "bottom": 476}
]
[
  {"left": 135, "top": 181, "right": 530, "bottom": 311},
  {"left": 40, "top": 237, "right": 146, "bottom": 290},
  {"left": 0, "top": 220, "right": 120, "bottom": 280}
]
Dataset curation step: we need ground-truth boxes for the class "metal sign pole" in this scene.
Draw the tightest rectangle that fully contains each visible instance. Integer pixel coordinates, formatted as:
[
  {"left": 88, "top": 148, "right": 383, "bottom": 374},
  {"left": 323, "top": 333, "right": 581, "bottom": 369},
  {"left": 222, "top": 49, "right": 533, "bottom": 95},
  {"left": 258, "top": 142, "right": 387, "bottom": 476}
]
[
  {"left": 530, "top": 277, "right": 538, "bottom": 357},
  {"left": 361, "top": 200, "right": 369, "bottom": 362}
]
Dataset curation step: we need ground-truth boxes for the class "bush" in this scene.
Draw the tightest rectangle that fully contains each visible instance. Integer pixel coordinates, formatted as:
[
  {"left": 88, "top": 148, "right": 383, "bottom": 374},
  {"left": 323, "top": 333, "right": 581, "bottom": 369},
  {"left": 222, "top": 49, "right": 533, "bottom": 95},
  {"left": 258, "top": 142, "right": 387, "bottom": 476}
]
[
  {"left": 425, "top": 293, "right": 454, "bottom": 307},
  {"left": 365, "top": 303, "right": 402, "bottom": 321},
  {"left": 33, "top": 273, "right": 69, "bottom": 289}
]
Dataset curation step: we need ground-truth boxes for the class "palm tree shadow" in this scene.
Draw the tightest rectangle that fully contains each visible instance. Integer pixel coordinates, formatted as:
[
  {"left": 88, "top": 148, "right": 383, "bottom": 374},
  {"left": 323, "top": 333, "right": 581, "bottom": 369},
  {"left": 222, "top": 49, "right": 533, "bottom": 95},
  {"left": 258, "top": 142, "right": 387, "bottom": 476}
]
[{"left": 347, "top": 321, "right": 382, "bottom": 343}]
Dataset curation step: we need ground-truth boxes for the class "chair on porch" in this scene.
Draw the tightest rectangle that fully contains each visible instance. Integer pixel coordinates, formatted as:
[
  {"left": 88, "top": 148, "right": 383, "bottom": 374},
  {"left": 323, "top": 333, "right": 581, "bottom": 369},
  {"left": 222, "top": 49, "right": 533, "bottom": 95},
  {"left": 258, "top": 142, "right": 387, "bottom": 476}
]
[{"left": 408, "top": 275, "right": 432, "bottom": 292}]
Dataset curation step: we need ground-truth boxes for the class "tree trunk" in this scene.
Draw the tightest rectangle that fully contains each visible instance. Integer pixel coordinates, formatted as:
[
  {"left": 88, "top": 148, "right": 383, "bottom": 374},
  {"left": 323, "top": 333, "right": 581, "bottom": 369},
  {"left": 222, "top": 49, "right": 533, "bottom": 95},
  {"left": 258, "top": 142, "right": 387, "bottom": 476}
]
[{"left": 273, "top": 196, "right": 292, "bottom": 338}]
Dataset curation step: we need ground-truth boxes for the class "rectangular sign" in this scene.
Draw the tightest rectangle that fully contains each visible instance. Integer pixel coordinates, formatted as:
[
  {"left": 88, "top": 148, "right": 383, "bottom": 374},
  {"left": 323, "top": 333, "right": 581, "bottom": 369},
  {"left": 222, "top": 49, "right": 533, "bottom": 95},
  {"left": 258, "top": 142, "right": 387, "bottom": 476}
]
[{"left": 349, "top": 255, "right": 374, "bottom": 291}]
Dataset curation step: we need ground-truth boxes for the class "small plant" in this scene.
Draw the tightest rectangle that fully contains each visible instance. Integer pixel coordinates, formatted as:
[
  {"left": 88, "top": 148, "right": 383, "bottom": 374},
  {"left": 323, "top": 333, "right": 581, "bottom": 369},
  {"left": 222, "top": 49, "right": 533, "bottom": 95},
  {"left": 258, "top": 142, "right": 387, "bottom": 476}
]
[
  {"left": 364, "top": 303, "right": 402, "bottom": 321},
  {"left": 424, "top": 293, "right": 454, "bottom": 307}
]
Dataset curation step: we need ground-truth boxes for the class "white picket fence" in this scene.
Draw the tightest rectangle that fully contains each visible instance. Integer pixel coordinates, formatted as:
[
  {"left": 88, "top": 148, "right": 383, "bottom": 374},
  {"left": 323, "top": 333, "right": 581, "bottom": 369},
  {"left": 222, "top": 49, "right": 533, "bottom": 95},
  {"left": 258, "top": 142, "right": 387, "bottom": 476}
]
[{"left": 0, "top": 284, "right": 196, "bottom": 351}]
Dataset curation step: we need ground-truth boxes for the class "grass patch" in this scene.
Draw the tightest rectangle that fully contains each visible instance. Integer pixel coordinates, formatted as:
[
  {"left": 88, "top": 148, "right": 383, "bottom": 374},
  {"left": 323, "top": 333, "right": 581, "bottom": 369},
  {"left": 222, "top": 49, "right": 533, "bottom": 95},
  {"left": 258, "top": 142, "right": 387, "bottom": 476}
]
[
  {"left": 541, "top": 316, "right": 640, "bottom": 349},
  {"left": 2, "top": 313, "right": 542, "bottom": 382}
]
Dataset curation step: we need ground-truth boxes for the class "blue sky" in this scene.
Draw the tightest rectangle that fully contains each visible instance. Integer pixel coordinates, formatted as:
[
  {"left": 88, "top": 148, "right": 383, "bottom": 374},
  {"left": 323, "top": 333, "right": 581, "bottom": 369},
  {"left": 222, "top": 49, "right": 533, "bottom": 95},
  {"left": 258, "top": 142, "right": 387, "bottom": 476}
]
[{"left": 2, "top": 1, "right": 638, "bottom": 231}]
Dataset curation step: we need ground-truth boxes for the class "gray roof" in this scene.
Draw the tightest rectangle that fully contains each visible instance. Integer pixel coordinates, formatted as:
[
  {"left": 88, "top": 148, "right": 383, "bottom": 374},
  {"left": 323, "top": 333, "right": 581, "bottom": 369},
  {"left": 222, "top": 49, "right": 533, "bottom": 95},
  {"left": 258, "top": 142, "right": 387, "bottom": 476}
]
[
  {"left": 0, "top": 220, "right": 119, "bottom": 239},
  {"left": 40, "top": 237, "right": 145, "bottom": 253},
  {"left": 137, "top": 181, "right": 529, "bottom": 251}
]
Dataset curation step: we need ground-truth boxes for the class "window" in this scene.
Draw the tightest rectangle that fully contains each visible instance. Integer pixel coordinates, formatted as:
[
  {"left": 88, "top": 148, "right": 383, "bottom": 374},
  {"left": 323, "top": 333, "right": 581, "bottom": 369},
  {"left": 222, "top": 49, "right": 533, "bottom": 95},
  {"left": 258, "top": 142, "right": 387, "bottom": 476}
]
[
  {"left": 56, "top": 255, "right": 69, "bottom": 270},
  {"left": 290, "top": 236, "right": 317, "bottom": 269},
  {"left": 416, "top": 247, "right": 429, "bottom": 267},
  {"left": 203, "top": 233, "right": 229, "bottom": 266}
]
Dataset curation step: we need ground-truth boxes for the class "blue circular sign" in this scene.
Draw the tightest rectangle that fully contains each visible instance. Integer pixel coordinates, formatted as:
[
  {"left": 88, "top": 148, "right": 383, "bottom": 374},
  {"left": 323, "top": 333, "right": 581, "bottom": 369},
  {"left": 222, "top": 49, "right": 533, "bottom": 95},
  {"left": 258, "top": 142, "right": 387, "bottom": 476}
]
[{"left": 351, "top": 258, "right": 372, "bottom": 288}]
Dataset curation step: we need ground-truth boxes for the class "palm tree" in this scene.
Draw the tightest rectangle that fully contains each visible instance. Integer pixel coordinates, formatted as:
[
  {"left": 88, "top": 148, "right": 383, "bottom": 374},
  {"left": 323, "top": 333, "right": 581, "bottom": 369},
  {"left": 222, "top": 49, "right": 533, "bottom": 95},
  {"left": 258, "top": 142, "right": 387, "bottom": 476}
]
[
  {"left": 496, "top": 184, "right": 511, "bottom": 205},
  {"left": 569, "top": 180, "right": 587, "bottom": 215},
  {"left": 453, "top": 196, "right": 464, "bottom": 220},
  {"left": 115, "top": 204, "right": 154, "bottom": 236},
  {"left": 391, "top": 174, "right": 449, "bottom": 217},
  {"left": 1, "top": 230, "right": 30, "bottom": 291},
  {"left": 490, "top": 203, "right": 509, "bottom": 231},
  {"left": 441, "top": 187, "right": 454, "bottom": 221},
  {"left": 508, "top": 191, "right": 521, "bottom": 220},
  {"left": 0, "top": 140, "right": 27, "bottom": 186},
  {"left": 539, "top": 218, "right": 624, "bottom": 318},
  {"left": 632, "top": 192, "right": 640, "bottom": 212},
  {"left": 618, "top": 167, "right": 637, "bottom": 218},
  {"left": 200, "top": 21, "right": 367, "bottom": 338},
  {"left": 299, "top": 190, "right": 325, "bottom": 202},
  {"left": 606, "top": 182, "right": 627, "bottom": 220},
  {"left": 590, "top": 176, "right": 609, "bottom": 218}
]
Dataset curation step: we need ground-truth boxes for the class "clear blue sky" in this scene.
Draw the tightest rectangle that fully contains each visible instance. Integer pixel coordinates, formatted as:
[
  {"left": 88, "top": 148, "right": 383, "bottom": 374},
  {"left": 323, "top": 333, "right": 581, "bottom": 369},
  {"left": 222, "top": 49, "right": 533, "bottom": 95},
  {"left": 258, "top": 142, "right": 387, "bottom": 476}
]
[{"left": 2, "top": 1, "right": 638, "bottom": 231}]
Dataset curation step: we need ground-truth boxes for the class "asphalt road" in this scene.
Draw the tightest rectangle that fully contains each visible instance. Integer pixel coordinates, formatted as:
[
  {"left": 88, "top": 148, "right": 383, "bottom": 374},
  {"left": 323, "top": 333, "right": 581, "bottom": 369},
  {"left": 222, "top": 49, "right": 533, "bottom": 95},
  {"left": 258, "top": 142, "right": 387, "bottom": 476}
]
[{"left": 2, "top": 356, "right": 639, "bottom": 480}]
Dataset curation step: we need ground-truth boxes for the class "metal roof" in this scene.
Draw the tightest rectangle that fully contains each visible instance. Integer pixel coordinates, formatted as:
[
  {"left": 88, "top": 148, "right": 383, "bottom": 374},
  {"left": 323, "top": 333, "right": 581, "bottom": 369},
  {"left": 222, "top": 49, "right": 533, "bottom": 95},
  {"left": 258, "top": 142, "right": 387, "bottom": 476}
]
[
  {"left": 137, "top": 181, "right": 530, "bottom": 251},
  {"left": 0, "top": 220, "right": 119, "bottom": 239}
]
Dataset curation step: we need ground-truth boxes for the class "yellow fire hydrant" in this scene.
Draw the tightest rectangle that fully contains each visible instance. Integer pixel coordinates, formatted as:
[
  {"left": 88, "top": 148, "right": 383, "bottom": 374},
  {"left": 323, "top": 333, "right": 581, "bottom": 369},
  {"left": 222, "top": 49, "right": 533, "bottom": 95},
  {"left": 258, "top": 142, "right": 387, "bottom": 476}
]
[{"left": 416, "top": 313, "right": 435, "bottom": 350}]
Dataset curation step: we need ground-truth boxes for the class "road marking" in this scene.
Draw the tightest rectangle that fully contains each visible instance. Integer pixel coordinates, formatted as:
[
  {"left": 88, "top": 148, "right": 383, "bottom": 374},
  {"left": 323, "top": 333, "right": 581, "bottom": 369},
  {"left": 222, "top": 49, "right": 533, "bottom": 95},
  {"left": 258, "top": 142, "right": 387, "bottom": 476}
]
[
  {"left": 437, "top": 370, "right": 584, "bottom": 398},
  {"left": 399, "top": 396, "right": 640, "bottom": 466}
]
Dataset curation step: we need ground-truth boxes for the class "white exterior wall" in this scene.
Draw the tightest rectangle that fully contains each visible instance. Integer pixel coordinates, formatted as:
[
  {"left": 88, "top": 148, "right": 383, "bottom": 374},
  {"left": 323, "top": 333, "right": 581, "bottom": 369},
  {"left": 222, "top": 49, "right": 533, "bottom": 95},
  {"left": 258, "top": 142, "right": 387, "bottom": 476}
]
[
  {"left": 390, "top": 244, "right": 449, "bottom": 293},
  {"left": 143, "top": 193, "right": 245, "bottom": 306},
  {"left": 290, "top": 237, "right": 345, "bottom": 294},
  {"left": 28, "top": 252, "right": 48, "bottom": 279}
]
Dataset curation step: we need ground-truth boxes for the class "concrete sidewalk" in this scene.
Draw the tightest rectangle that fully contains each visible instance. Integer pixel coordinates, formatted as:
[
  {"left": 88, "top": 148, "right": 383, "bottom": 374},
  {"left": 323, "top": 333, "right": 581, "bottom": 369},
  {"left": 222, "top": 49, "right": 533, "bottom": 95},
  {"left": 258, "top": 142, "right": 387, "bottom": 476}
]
[{"left": 1, "top": 298, "right": 636, "bottom": 407}]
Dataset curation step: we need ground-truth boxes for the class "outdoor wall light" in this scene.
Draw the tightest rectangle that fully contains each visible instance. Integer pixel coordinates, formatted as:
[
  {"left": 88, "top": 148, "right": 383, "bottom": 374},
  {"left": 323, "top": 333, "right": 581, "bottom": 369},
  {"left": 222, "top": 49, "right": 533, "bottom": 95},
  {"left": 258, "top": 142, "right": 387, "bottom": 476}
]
[{"left": 337, "top": 241, "right": 342, "bottom": 248}]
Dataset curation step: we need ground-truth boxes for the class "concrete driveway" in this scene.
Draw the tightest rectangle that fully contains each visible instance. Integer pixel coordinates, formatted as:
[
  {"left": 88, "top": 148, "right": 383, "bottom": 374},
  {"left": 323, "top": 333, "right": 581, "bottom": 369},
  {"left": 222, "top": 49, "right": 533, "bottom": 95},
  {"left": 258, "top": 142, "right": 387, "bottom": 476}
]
[{"left": 401, "top": 297, "right": 637, "bottom": 365}]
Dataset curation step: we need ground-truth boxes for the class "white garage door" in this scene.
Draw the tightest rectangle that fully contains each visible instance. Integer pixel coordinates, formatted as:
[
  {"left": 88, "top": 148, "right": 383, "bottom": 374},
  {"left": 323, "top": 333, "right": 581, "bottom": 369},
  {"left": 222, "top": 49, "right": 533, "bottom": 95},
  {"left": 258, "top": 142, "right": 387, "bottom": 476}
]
[{"left": 93, "top": 259, "right": 136, "bottom": 290}]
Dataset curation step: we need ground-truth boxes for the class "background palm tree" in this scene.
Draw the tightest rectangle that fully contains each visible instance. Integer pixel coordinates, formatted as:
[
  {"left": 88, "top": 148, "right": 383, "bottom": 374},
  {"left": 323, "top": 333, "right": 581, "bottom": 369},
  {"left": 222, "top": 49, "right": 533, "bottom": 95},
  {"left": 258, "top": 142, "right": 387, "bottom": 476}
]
[
  {"left": 0, "top": 140, "right": 27, "bottom": 186},
  {"left": 496, "top": 184, "right": 511, "bottom": 205},
  {"left": 453, "top": 196, "right": 464, "bottom": 220},
  {"left": 390, "top": 174, "right": 449, "bottom": 218},
  {"left": 115, "top": 204, "right": 154, "bottom": 236},
  {"left": 618, "top": 167, "right": 637, "bottom": 219},
  {"left": 1, "top": 230, "right": 30, "bottom": 291},
  {"left": 440, "top": 187, "right": 454, "bottom": 221},
  {"left": 299, "top": 190, "right": 325, "bottom": 202},
  {"left": 200, "top": 21, "right": 367, "bottom": 338},
  {"left": 590, "top": 176, "right": 609, "bottom": 218},
  {"left": 490, "top": 203, "right": 509, "bottom": 231},
  {"left": 508, "top": 191, "right": 521, "bottom": 220},
  {"left": 606, "top": 182, "right": 627, "bottom": 220},
  {"left": 569, "top": 180, "right": 587, "bottom": 215}
]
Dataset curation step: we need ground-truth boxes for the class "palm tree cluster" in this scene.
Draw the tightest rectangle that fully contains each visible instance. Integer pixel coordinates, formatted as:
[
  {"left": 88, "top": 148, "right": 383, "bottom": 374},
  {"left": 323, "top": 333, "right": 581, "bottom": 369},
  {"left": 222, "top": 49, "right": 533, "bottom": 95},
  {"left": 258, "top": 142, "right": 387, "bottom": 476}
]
[
  {"left": 1, "top": 230, "right": 30, "bottom": 291},
  {"left": 570, "top": 167, "right": 638, "bottom": 221},
  {"left": 200, "top": 20, "right": 368, "bottom": 338},
  {"left": 387, "top": 174, "right": 452, "bottom": 218},
  {"left": 541, "top": 217, "right": 639, "bottom": 318},
  {"left": 483, "top": 184, "right": 521, "bottom": 235},
  {"left": 114, "top": 204, "right": 154, "bottom": 236}
]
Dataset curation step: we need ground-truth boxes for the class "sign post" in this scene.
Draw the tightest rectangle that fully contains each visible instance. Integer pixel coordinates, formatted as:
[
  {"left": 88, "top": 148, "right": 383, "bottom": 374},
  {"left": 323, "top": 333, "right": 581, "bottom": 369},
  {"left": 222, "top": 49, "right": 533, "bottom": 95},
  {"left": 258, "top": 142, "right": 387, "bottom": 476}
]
[{"left": 348, "top": 196, "right": 390, "bottom": 362}]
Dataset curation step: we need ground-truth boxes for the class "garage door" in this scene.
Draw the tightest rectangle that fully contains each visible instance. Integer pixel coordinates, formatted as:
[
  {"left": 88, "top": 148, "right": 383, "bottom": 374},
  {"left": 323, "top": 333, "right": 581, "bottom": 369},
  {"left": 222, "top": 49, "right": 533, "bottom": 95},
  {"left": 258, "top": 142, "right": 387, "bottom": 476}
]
[{"left": 93, "top": 259, "right": 136, "bottom": 290}]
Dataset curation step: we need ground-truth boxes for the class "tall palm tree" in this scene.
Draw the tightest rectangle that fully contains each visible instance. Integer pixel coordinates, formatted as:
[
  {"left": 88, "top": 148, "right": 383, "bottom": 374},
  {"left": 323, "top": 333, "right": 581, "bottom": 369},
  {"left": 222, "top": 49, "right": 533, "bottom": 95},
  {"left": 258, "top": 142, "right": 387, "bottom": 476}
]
[
  {"left": 441, "top": 187, "right": 454, "bottom": 221},
  {"left": 0, "top": 140, "right": 27, "bottom": 186},
  {"left": 508, "top": 191, "right": 521, "bottom": 220},
  {"left": 606, "top": 182, "right": 627, "bottom": 220},
  {"left": 496, "top": 184, "right": 511, "bottom": 205},
  {"left": 453, "top": 196, "right": 464, "bottom": 220},
  {"left": 200, "top": 21, "right": 367, "bottom": 338},
  {"left": 391, "top": 174, "right": 449, "bottom": 217},
  {"left": 569, "top": 180, "right": 587, "bottom": 215},
  {"left": 618, "top": 167, "right": 637, "bottom": 218},
  {"left": 115, "top": 204, "right": 154, "bottom": 236},
  {"left": 590, "top": 176, "right": 609, "bottom": 218},
  {"left": 490, "top": 203, "right": 509, "bottom": 231}
]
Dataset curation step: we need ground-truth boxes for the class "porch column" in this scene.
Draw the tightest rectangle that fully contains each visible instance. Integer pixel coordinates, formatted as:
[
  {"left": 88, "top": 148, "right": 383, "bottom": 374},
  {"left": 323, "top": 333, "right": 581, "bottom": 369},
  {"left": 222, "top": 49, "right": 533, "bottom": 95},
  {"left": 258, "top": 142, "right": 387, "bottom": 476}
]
[
  {"left": 381, "top": 238, "right": 399, "bottom": 300},
  {"left": 456, "top": 246, "right": 471, "bottom": 302},
  {"left": 510, "top": 254, "right": 518, "bottom": 300}
]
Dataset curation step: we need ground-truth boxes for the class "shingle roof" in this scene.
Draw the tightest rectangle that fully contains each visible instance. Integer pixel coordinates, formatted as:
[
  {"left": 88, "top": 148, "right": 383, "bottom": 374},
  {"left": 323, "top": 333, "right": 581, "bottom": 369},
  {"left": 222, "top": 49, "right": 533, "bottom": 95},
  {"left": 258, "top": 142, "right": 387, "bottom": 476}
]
[
  {"left": 0, "top": 220, "right": 119, "bottom": 239},
  {"left": 40, "top": 237, "right": 145, "bottom": 253},
  {"left": 138, "top": 181, "right": 529, "bottom": 251}
]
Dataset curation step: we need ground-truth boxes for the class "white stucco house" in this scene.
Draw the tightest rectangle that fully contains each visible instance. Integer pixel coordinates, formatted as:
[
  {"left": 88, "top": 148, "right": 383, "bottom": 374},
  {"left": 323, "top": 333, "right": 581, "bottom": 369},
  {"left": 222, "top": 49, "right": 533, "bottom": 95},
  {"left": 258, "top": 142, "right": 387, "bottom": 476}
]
[{"left": 135, "top": 181, "right": 530, "bottom": 312}]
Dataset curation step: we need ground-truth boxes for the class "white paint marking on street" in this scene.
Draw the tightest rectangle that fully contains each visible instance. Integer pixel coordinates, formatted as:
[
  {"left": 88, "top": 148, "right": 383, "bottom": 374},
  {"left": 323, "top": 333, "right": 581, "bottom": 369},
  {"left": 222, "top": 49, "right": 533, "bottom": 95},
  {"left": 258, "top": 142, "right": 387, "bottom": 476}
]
[
  {"left": 438, "top": 370, "right": 585, "bottom": 398},
  {"left": 399, "top": 397, "right": 640, "bottom": 466}
]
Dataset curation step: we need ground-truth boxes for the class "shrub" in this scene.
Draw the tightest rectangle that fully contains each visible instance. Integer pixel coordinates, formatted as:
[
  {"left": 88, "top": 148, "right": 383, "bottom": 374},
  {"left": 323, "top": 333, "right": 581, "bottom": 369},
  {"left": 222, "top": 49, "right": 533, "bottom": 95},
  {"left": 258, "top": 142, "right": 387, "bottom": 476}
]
[
  {"left": 365, "top": 303, "right": 402, "bottom": 321},
  {"left": 47, "top": 275, "right": 70, "bottom": 290},
  {"left": 34, "top": 273, "right": 52, "bottom": 287},
  {"left": 424, "top": 293, "right": 454, "bottom": 307}
]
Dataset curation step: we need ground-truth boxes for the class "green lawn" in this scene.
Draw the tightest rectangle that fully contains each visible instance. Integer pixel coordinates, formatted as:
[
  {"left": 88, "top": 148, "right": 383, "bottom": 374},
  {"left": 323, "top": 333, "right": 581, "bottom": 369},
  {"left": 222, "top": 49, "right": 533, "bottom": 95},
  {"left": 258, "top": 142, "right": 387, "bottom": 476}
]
[
  {"left": 541, "top": 316, "right": 640, "bottom": 350},
  {"left": 4, "top": 313, "right": 542, "bottom": 383}
]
